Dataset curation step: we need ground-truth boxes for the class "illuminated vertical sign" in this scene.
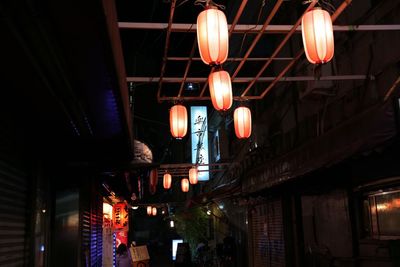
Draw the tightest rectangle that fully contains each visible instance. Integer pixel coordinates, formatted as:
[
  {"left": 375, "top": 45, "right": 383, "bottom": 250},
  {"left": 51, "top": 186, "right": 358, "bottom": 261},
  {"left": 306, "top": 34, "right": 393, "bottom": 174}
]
[{"left": 191, "top": 106, "right": 209, "bottom": 181}]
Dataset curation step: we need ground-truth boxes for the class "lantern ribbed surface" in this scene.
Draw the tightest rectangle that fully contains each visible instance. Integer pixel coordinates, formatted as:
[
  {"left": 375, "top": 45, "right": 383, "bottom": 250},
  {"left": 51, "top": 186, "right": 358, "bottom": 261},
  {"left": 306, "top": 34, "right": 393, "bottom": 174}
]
[
  {"left": 209, "top": 70, "right": 233, "bottom": 111},
  {"left": 197, "top": 7, "right": 229, "bottom": 65},
  {"left": 301, "top": 8, "right": 334, "bottom": 64},
  {"left": 170, "top": 105, "right": 188, "bottom": 139},
  {"left": 234, "top": 107, "right": 252, "bottom": 139}
]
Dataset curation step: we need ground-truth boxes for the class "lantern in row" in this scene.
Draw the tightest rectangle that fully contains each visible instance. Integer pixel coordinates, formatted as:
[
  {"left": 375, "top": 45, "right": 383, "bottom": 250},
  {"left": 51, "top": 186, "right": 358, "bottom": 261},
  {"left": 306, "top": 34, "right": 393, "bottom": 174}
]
[
  {"left": 152, "top": 207, "right": 157, "bottom": 216},
  {"left": 197, "top": 6, "right": 228, "bottom": 66},
  {"left": 149, "top": 169, "right": 158, "bottom": 195},
  {"left": 170, "top": 104, "right": 188, "bottom": 139},
  {"left": 234, "top": 107, "right": 252, "bottom": 139},
  {"left": 189, "top": 166, "right": 198, "bottom": 185},
  {"left": 181, "top": 178, "right": 189, "bottom": 192},
  {"left": 147, "top": 206, "right": 152, "bottom": 216},
  {"left": 209, "top": 70, "right": 233, "bottom": 111},
  {"left": 301, "top": 8, "right": 334, "bottom": 64},
  {"left": 163, "top": 172, "right": 172, "bottom": 189}
]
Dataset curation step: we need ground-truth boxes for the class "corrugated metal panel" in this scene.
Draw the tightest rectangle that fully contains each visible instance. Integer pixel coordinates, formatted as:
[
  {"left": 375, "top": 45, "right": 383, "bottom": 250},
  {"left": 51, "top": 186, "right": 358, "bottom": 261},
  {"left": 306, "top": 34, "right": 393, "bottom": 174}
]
[
  {"left": 251, "top": 199, "right": 285, "bottom": 267},
  {"left": 81, "top": 185, "right": 103, "bottom": 267},
  {"left": 0, "top": 161, "right": 28, "bottom": 267}
]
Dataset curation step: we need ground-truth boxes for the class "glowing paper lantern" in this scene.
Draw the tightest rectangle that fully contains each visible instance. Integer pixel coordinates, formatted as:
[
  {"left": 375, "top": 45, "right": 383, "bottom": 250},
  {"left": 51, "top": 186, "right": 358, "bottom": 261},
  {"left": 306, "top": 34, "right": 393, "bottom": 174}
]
[
  {"left": 189, "top": 167, "right": 198, "bottom": 185},
  {"left": 234, "top": 107, "right": 252, "bottom": 139},
  {"left": 170, "top": 105, "right": 188, "bottom": 139},
  {"left": 147, "top": 206, "right": 152, "bottom": 216},
  {"left": 163, "top": 173, "right": 172, "bottom": 189},
  {"left": 181, "top": 178, "right": 189, "bottom": 192},
  {"left": 301, "top": 8, "right": 334, "bottom": 64},
  {"left": 152, "top": 207, "right": 157, "bottom": 216},
  {"left": 209, "top": 70, "right": 233, "bottom": 111},
  {"left": 149, "top": 169, "right": 158, "bottom": 195},
  {"left": 197, "top": 7, "right": 229, "bottom": 65}
]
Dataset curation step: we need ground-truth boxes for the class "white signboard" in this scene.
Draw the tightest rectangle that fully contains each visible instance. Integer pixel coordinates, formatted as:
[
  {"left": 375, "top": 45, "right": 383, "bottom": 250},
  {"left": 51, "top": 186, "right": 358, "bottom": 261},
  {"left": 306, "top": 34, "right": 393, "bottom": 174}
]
[{"left": 191, "top": 106, "right": 209, "bottom": 181}]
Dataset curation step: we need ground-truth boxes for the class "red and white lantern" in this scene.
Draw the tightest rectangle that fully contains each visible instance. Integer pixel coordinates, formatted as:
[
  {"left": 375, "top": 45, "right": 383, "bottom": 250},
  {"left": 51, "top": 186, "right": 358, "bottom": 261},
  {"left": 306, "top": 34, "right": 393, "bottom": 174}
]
[
  {"left": 189, "top": 167, "right": 198, "bottom": 185},
  {"left": 197, "top": 7, "right": 229, "bottom": 66},
  {"left": 170, "top": 105, "right": 188, "bottom": 139},
  {"left": 209, "top": 70, "right": 233, "bottom": 111},
  {"left": 163, "top": 173, "right": 172, "bottom": 189},
  {"left": 301, "top": 8, "right": 334, "bottom": 64},
  {"left": 234, "top": 107, "right": 252, "bottom": 139},
  {"left": 181, "top": 178, "right": 189, "bottom": 192}
]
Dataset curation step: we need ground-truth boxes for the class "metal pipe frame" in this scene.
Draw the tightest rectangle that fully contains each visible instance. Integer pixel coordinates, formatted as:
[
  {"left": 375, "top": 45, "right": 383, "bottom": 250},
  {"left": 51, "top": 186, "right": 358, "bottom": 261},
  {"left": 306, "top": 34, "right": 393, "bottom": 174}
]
[
  {"left": 118, "top": 23, "right": 400, "bottom": 33},
  {"left": 240, "top": 0, "right": 318, "bottom": 97},
  {"left": 156, "top": 0, "right": 176, "bottom": 102},
  {"left": 256, "top": 0, "right": 353, "bottom": 100},
  {"left": 127, "top": 75, "right": 373, "bottom": 83},
  {"left": 167, "top": 56, "right": 294, "bottom": 61},
  {"left": 232, "top": 0, "right": 284, "bottom": 80}
]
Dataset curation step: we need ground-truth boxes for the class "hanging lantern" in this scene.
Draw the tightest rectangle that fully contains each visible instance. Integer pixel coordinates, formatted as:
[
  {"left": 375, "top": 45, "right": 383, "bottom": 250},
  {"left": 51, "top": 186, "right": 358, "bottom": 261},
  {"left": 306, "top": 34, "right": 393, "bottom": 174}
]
[
  {"left": 170, "top": 104, "right": 188, "bottom": 139},
  {"left": 147, "top": 206, "right": 152, "bottom": 216},
  {"left": 197, "top": 6, "right": 229, "bottom": 66},
  {"left": 208, "top": 70, "right": 233, "bottom": 111},
  {"left": 234, "top": 107, "right": 252, "bottom": 139},
  {"left": 181, "top": 178, "right": 189, "bottom": 192},
  {"left": 152, "top": 207, "right": 157, "bottom": 216},
  {"left": 189, "top": 166, "right": 198, "bottom": 185},
  {"left": 163, "top": 173, "right": 172, "bottom": 189},
  {"left": 301, "top": 8, "right": 334, "bottom": 64},
  {"left": 149, "top": 169, "right": 158, "bottom": 195}
]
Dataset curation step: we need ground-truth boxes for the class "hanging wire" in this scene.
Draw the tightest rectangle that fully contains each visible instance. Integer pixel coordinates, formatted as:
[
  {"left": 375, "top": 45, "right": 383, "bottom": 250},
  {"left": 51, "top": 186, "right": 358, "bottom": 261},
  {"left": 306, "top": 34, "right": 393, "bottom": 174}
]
[
  {"left": 302, "top": 0, "right": 336, "bottom": 14},
  {"left": 194, "top": 0, "right": 226, "bottom": 10}
]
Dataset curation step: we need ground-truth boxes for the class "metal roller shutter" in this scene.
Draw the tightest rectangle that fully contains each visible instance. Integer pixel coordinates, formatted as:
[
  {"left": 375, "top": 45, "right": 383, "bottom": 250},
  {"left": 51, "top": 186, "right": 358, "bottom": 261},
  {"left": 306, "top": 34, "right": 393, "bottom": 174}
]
[
  {"left": 0, "top": 161, "right": 29, "bottom": 267},
  {"left": 81, "top": 183, "right": 103, "bottom": 267},
  {"left": 251, "top": 199, "right": 285, "bottom": 267}
]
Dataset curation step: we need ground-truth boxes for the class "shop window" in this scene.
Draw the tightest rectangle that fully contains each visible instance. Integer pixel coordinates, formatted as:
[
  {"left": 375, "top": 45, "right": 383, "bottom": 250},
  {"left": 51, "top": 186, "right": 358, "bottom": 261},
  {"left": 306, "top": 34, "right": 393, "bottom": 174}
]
[{"left": 364, "top": 189, "right": 400, "bottom": 239}]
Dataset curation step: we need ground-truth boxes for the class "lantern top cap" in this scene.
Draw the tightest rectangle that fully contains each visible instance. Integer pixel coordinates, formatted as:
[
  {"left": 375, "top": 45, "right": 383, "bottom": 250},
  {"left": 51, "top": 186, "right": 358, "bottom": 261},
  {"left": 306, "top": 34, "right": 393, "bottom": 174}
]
[
  {"left": 311, "top": 7, "right": 323, "bottom": 11},
  {"left": 205, "top": 5, "right": 218, "bottom": 10}
]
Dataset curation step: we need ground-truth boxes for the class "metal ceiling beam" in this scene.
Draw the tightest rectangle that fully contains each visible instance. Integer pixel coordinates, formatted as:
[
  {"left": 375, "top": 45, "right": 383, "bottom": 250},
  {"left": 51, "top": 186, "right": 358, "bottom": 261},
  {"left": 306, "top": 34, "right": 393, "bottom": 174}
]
[
  {"left": 157, "top": 0, "right": 177, "bottom": 102},
  {"left": 177, "top": 40, "right": 196, "bottom": 97},
  {"left": 256, "top": 0, "right": 353, "bottom": 100},
  {"left": 232, "top": 0, "right": 284, "bottom": 80},
  {"left": 127, "top": 75, "right": 372, "bottom": 83},
  {"left": 167, "top": 56, "right": 294, "bottom": 61},
  {"left": 241, "top": 0, "right": 318, "bottom": 97},
  {"left": 118, "top": 22, "right": 400, "bottom": 33}
]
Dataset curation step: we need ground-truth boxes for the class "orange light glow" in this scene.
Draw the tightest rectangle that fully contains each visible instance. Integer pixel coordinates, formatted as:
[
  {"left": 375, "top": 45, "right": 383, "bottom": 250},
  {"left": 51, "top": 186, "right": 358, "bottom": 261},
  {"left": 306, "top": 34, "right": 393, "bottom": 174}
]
[
  {"left": 234, "top": 107, "right": 252, "bottom": 139},
  {"left": 189, "top": 167, "right": 198, "bottom": 185},
  {"left": 163, "top": 173, "right": 172, "bottom": 189},
  {"left": 103, "top": 203, "right": 113, "bottom": 220},
  {"left": 301, "top": 8, "right": 334, "bottom": 64},
  {"left": 147, "top": 206, "right": 152, "bottom": 216},
  {"left": 209, "top": 70, "right": 233, "bottom": 111},
  {"left": 197, "top": 7, "right": 229, "bottom": 65},
  {"left": 113, "top": 203, "right": 128, "bottom": 229},
  {"left": 170, "top": 105, "right": 188, "bottom": 139},
  {"left": 181, "top": 178, "right": 189, "bottom": 192},
  {"left": 152, "top": 207, "right": 157, "bottom": 216}
]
